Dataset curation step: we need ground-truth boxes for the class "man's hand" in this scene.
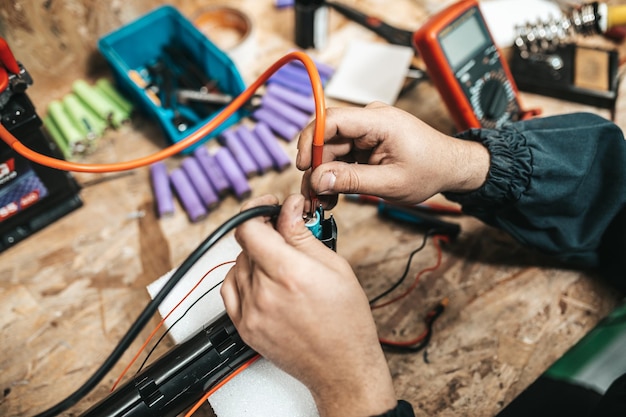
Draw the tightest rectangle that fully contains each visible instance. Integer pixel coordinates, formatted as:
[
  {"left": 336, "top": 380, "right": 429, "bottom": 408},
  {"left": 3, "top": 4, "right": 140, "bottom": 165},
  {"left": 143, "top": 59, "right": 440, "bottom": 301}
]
[
  {"left": 297, "top": 102, "right": 490, "bottom": 211},
  {"left": 221, "top": 194, "right": 397, "bottom": 417}
]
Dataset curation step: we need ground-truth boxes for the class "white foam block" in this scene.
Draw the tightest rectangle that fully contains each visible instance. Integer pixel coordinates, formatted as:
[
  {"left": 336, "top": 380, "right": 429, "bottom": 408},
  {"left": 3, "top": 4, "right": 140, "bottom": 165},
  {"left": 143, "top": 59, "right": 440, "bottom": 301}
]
[
  {"left": 146, "top": 234, "right": 241, "bottom": 343},
  {"left": 211, "top": 358, "right": 319, "bottom": 417},
  {"left": 324, "top": 39, "right": 414, "bottom": 105},
  {"left": 147, "top": 234, "right": 319, "bottom": 416}
]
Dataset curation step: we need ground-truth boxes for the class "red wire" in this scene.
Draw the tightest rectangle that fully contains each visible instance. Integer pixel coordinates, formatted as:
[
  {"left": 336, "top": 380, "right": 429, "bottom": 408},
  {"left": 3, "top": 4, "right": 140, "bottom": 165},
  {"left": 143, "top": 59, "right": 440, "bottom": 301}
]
[
  {"left": 377, "top": 298, "right": 448, "bottom": 347},
  {"left": 370, "top": 235, "right": 446, "bottom": 310},
  {"left": 110, "top": 260, "right": 235, "bottom": 392}
]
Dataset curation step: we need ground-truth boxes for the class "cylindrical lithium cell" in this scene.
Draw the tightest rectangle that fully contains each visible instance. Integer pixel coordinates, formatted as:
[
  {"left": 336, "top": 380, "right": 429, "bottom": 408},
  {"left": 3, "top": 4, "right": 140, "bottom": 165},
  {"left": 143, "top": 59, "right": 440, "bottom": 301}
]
[
  {"left": 220, "top": 129, "right": 259, "bottom": 177},
  {"left": 95, "top": 78, "right": 134, "bottom": 114},
  {"left": 150, "top": 162, "right": 175, "bottom": 217},
  {"left": 261, "top": 94, "right": 311, "bottom": 129},
  {"left": 170, "top": 168, "right": 208, "bottom": 222},
  {"left": 236, "top": 125, "right": 274, "bottom": 173},
  {"left": 182, "top": 158, "right": 220, "bottom": 209},
  {"left": 289, "top": 57, "right": 335, "bottom": 80},
  {"left": 265, "top": 83, "right": 315, "bottom": 114},
  {"left": 62, "top": 93, "right": 107, "bottom": 140},
  {"left": 266, "top": 71, "right": 312, "bottom": 96},
  {"left": 269, "top": 64, "right": 312, "bottom": 89},
  {"left": 43, "top": 115, "right": 71, "bottom": 160},
  {"left": 252, "top": 107, "right": 299, "bottom": 141},
  {"left": 47, "top": 100, "right": 87, "bottom": 155},
  {"left": 253, "top": 123, "right": 291, "bottom": 171},
  {"left": 214, "top": 148, "right": 251, "bottom": 200},
  {"left": 193, "top": 146, "right": 231, "bottom": 197},
  {"left": 72, "top": 80, "right": 118, "bottom": 125}
]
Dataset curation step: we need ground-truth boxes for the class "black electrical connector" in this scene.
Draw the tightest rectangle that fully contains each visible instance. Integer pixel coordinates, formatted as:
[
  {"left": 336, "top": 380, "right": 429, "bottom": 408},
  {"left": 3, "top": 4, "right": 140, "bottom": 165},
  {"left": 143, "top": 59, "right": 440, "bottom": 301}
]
[{"left": 80, "top": 314, "right": 256, "bottom": 417}]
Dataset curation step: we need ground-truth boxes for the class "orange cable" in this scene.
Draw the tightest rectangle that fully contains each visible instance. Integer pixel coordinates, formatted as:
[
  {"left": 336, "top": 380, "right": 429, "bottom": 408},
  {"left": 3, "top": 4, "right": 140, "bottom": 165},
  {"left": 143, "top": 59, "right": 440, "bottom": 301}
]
[
  {"left": 110, "top": 260, "right": 235, "bottom": 392},
  {"left": 183, "top": 354, "right": 261, "bottom": 417},
  {"left": 0, "top": 51, "right": 326, "bottom": 173}
]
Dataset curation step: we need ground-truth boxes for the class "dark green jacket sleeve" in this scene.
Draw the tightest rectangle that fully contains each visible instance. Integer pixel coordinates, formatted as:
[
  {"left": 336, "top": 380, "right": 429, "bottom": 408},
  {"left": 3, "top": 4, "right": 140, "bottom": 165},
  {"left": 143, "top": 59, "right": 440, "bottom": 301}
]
[{"left": 445, "top": 113, "right": 626, "bottom": 289}]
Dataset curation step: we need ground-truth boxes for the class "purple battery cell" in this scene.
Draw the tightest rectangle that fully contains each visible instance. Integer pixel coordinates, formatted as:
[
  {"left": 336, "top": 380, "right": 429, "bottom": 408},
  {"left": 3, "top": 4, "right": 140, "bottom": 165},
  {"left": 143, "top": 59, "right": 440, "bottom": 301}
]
[
  {"left": 265, "top": 83, "right": 315, "bottom": 114},
  {"left": 150, "top": 162, "right": 175, "bottom": 217},
  {"left": 220, "top": 128, "right": 259, "bottom": 177},
  {"left": 261, "top": 94, "right": 311, "bottom": 129},
  {"left": 275, "top": 0, "right": 294, "bottom": 7},
  {"left": 170, "top": 168, "right": 208, "bottom": 222},
  {"left": 182, "top": 157, "right": 220, "bottom": 209},
  {"left": 270, "top": 64, "right": 312, "bottom": 87},
  {"left": 252, "top": 107, "right": 300, "bottom": 141},
  {"left": 236, "top": 125, "right": 274, "bottom": 173},
  {"left": 193, "top": 146, "right": 231, "bottom": 197},
  {"left": 214, "top": 147, "right": 251, "bottom": 200},
  {"left": 266, "top": 71, "right": 312, "bottom": 96},
  {"left": 253, "top": 122, "right": 292, "bottom": 171},
  {"left": 289, "top": 57, "right": 335, "bottom": 80}
]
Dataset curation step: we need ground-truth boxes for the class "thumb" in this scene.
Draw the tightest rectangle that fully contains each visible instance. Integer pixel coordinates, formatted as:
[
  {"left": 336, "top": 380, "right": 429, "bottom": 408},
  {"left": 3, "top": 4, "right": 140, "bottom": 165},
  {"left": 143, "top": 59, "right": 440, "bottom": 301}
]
[
  {"left": 275, "top": 194, "right": 334, "bottom": 260},
  {"left": 310, "top": 161, "right": 403, "bottom": 198}
]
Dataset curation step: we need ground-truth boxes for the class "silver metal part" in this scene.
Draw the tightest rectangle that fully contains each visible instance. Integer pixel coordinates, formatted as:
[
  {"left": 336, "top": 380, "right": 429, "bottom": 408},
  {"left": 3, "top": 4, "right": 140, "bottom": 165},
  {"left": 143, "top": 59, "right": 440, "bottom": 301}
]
[{"left": 514, "top": 2, "right": 600, "bottom": 58}]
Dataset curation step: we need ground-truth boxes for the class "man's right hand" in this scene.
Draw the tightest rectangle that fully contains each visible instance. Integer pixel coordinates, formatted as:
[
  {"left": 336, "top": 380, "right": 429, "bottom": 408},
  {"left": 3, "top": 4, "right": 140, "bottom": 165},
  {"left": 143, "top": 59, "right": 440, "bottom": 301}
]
[{"left": 296, "top": 102, "right": 490, "bottom": 211}]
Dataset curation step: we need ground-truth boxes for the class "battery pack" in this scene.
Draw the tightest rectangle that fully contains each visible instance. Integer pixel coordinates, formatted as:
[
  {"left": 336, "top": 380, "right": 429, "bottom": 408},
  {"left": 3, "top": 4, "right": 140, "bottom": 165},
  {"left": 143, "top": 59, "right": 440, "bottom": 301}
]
[{"left": 0, "top": 92, "right": 82, "bottom": 252}]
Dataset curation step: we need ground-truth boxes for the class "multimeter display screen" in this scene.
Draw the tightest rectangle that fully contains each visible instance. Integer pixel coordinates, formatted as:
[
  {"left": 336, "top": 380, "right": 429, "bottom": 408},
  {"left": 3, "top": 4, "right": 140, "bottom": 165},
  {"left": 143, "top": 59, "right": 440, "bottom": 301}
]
[{"left": 439, "top": 12, "right": 488, "bottom": 70}]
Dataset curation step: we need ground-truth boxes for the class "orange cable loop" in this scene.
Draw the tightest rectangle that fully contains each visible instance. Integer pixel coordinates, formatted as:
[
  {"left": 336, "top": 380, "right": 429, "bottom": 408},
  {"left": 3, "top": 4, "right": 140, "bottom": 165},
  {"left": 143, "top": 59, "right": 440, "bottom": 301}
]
[{"left": 0, "top": 51, "right": 326, "bottom": 174}]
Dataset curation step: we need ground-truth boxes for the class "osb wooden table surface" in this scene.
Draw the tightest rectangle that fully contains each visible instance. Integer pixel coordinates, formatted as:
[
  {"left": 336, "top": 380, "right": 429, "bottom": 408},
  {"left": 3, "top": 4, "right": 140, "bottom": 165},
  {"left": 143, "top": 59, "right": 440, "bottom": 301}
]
[{"left": 1, "top": 1, "right": 624, "bottom": 416}]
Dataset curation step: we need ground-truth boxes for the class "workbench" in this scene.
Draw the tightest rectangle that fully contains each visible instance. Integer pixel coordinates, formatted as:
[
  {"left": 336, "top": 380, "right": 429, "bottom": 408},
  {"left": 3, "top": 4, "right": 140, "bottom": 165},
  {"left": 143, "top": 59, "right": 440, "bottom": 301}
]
[{"left": 1, "top": 0, "right": 624, "bottom": 416}]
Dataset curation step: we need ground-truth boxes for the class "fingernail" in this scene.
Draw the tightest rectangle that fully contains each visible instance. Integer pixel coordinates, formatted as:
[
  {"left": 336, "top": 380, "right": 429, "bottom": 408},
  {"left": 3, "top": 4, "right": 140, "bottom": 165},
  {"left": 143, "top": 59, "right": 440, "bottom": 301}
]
[{"left": 317, "top": 172, "right": 336, "bottom": 194}]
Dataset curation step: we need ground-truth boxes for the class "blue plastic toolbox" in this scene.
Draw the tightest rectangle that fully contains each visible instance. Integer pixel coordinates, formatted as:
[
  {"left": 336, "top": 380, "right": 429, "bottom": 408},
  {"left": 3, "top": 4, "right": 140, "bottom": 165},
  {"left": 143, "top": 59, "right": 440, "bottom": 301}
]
[{"left": 98, "top": 5, "right": 246, "bottom": 152}]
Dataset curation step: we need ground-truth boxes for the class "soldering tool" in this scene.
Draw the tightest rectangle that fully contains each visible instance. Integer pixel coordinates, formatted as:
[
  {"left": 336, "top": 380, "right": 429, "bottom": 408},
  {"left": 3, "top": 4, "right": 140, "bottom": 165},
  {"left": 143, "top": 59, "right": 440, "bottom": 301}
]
[{"left": 514, "top": 1, "right": 626, "bottom": 55}]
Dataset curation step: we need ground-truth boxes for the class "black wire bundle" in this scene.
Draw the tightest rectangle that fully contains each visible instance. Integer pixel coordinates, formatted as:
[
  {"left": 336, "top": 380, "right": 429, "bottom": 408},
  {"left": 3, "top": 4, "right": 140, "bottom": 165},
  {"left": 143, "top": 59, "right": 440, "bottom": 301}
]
[{"left": 34, "top": 204, "right": 281, "bottom": 417}]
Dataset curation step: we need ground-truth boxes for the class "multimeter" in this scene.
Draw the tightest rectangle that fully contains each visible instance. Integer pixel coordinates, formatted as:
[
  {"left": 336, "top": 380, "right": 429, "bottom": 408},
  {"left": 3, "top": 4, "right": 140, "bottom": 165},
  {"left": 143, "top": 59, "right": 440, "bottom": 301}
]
[{"left": 413, "top": 0, "right": 526, "bottom": 131}]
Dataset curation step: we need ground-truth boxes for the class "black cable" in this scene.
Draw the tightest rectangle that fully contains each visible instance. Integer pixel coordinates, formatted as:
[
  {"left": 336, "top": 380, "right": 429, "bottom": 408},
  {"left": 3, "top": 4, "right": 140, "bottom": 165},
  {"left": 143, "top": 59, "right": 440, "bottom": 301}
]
[
  {"left": 135, "top": 280, "right": 223, "bottom": 374},
  {"left": 33, "top": 204, "right": 282, "bottom": 417},
  {"left": 379, "top": 301, "right": 446, "bottom": 353},
  {"left": 368, "top": 230, "right": 434, "bottom": 306}
]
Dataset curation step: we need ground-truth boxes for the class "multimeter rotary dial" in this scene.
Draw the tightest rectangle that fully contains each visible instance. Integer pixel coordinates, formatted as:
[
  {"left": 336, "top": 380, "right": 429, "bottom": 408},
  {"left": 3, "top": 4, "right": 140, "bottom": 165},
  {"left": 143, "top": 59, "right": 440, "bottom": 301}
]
[{"left": 469, "top": 70, "right": 520, "bottom": 128}]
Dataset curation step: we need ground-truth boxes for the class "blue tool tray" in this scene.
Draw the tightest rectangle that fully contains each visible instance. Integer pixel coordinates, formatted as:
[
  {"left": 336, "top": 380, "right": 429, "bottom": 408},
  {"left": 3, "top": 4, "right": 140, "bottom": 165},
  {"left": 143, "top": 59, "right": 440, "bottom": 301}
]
[{"left": 98, "top": 5, "right": 246, "bottom": 153}]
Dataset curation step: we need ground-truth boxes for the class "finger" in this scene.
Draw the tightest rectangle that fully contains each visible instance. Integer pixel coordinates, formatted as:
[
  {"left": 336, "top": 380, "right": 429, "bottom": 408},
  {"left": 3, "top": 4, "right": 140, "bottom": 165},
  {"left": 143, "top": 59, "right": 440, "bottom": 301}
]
[
  {"left": 221, "top": 264, "right": 242, "bottom": 324},
  {"left": 233, "top": 251, "right": 253, "bottom": 297},
  {"left": 301, "top": 170, "right": 338, "bottom": 211},
  {"left": 296, "top": 106, "right": 390, "bottom": 171},
  {"left": 275, "top": 194, "right": 339, "bottom": 265},
  {"left": 309, "top": 160, "right": 409, "bottom": 200}
]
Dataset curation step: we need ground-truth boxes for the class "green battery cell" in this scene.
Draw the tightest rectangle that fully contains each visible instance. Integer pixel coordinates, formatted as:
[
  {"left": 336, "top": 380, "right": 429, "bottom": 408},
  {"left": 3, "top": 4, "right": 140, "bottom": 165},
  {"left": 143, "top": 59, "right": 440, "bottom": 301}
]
[
  {"left": 62, "top": 93, "right": 107, "bottom": 140},
  {"left": 47, "top": 99, "right": 88, "bottom": 155},
  {"left": 73, "top": 80, "right": 129, "bottom": 128},
  {"left": 95, "top": 78, "right": 134, "bottom": 115},
  {"left": 43, "top": 115, "right": 72, "bottom": 160}
]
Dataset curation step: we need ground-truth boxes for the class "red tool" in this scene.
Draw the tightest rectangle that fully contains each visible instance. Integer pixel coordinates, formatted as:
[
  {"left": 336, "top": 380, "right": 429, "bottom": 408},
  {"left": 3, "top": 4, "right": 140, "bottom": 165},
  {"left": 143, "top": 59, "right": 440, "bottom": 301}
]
[{"left": 0, "top": 37, "right": 32, "bottom": 107}]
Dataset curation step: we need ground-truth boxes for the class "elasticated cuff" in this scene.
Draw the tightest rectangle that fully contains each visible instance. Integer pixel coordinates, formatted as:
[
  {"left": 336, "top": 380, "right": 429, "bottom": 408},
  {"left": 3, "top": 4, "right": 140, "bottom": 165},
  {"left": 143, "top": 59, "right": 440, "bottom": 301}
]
[{"left": 444, "top": 127, "right": 533, "bottom": 211}]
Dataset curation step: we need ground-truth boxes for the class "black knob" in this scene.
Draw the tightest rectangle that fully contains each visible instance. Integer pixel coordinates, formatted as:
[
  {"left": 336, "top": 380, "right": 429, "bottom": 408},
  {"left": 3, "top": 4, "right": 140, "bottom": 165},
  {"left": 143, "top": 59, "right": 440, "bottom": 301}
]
[{"left": 480, "top": 78, "right": 508, "bottom": 120}]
